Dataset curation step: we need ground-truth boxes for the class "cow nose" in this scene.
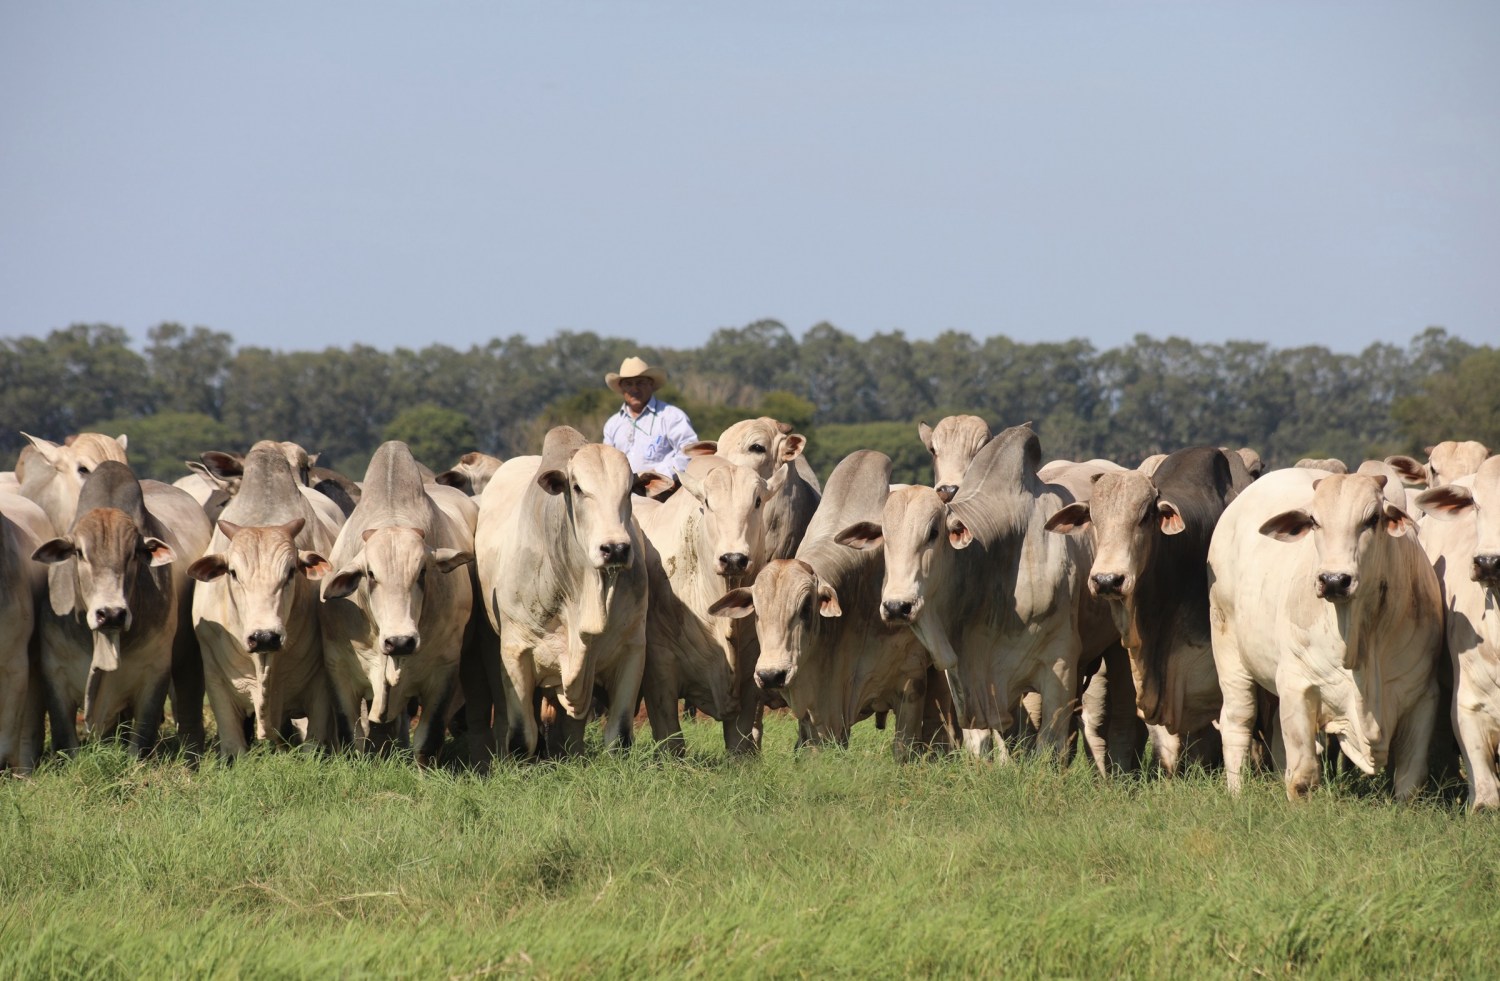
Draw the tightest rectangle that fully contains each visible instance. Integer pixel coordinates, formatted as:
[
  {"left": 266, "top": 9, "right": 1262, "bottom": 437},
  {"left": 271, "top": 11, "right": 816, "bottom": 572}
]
[
  {"left": 382, "top": 635, "right": 418, "bottom": 657},
  {"left": 1473, "top": 554, "right": 1500, "bottom": 582},
  {"left": 718, "top": 552, "right": 750, "bottom": 576},
  {"left": 246, "top": 629, "right": 283, "bottom": 654},
  {"left": 756, "top": 667, "right": 788, "bottom": 690},
  {"left": 599, "top": 541, "right": 631, "bottom": 566},
  {"left": 94, "top": 607, "right": 128, "bottom": 630},
  {"left": 1091, "top": 573, "right": 1126, "bottom": 596},
  {"left": 1317, "top": 572, "right": 1353, "bottom": 598},
  {"left": 881, "top": 599, "right": 914, "bottom": 622},
  {"left": 936, "top": 485, "right": 958, "bottom": 503}
]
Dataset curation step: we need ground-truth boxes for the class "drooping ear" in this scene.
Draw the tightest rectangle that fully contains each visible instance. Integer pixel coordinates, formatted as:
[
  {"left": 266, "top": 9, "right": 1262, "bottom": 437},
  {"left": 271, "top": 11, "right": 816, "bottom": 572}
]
[
  {"left": 1259, "top": 509, "right": 1315, "bottom": 542},
  {"left": 1368, "top": 474, "right": 1388, "bottom": 491},
  {"left": 142, "top": 537, "right": 176, "bottom": 566},
  {"left": 31, "top": 537, "right": 76, "bottom": 565},
  {"left": 1384, "top": 455, "right": 1427, "bottom": 485},
  {"left": 188, "top": 460, "right": 236, "bottom": 492},
  {"left": 278, "top": 517, "right": 306, "bottom": 541},
  {"left": 780, "top": 434, "right": 806, "bottom": 461},
  {"left": 765, "top": 464, "right": 789, "bottom": 496},
  {"left": 20, "top": 433, "right": 62, "bottom": 465},
  {"left": 361, "top": 527, "right": 379, "bottom": 543},
  {"left": 1157, "top": 499, "right": 1186, "bottom": 536},
  {"left": 817, "top": 582, "right": 842, "bottom": 618},
  {"left": 1382, "top": 503, "right": 1416, "bottom": 537},
  {"left": 948, "top": 515, "right": 974, "bottom": 549},
  {"left": 434, "top": 469, "right": 468, "bottom": 490},
  {"left": 432, "top": 548, "right": 475, "bottom": 573},
  {"left": 677, "top": 466, "right": 707, "bottom": 503},
  {"left": 633, "top": 470, "right": 674, "bottom": 498},
  {"left": 707, "top": 588, "right": 755, "bottom": 619},
  {"left": 1044, "top": 503, "right": 1092, "bottom": 535},
  {"left": 918, "top": 422, "right": 935, "bottom": 453},
  {"left": 682, "top": 440, "right": 718, "bottom": 458},
  {"left": 187, "top": 554, "right": 229, "bottom": 582},
  {"left": 835, "top": 521, "right": 884, "bottom": 551},
  {"left": 200, "top": 451, "right": 244, "bottom": 481},
  {"left": 1414, "top": 485, "right": 1474, "bottom": 520},
  {"left": 537, "top": 468, "right": 568, "bottom": 495},
  {"left": 298, "top": 551, "right": 331, "bottom": 580},
  {"left": 321, "top": 565, "right": 365, "bottom": 600},
  {"left": 218, "top": 519, "right": 244, "bottom": 541}
]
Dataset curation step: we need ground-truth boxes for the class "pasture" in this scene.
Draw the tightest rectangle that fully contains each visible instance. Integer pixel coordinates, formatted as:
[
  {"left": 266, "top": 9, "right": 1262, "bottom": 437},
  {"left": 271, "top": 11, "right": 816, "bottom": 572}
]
[{"left": 2, "top": 716, "right": 1494, "bottom": 979}]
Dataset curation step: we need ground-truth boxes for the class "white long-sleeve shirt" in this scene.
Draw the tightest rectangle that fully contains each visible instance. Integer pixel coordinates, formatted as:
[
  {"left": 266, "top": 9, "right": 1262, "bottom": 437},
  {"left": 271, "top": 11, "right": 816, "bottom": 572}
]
[{"left": 601, "top": 397, "right": 699, "bottom": 476}]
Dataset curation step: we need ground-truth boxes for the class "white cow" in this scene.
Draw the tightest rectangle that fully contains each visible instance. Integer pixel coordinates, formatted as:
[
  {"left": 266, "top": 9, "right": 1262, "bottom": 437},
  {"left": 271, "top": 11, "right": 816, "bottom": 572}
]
[
  {"left": 1414, "top": 457, "right": 1500, "bottom": 809},
  {"left": 636, "top": 455, "right": 783, "bottom": 755},
  {"left": 188, "top": 442, "right": 338, "bottom": 759},
  {"left": 476, "top": 427, "right": 664, "bottom": 756},
  {"left": 435, "top": 452, "right": 504, "bottom": 496},
  {"left": 0, "top": 494, "right": 50, "bottom": 771},
  {"left": 687, "top": 417, "right": 820, "bottom": 560},
  {"left": 18, "top": 432, "right": 129, "bottom": 535},
  {"left": 1388, "top": 440, "right": 1490, "bottom": 491},
  {"left": 318, "top": 442, "right": 475, "bottom": 764},
  {"left": 1208, "top": 468, "right": 1442, "bottom": 800},
  {"left": 919, "top": 415, "right": 991, "bottom": 500}
]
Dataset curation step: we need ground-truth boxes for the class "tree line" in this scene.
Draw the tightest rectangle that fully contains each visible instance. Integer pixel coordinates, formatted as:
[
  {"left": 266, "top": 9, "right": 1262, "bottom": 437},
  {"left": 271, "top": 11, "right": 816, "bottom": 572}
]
[{"left": 1, "top": 320, "right": 1494, "bottom": 486}]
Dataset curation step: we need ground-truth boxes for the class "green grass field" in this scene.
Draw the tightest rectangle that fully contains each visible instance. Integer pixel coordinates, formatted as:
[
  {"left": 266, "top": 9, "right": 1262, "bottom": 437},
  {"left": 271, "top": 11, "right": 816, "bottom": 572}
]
[{"left": 2, "top": 718, "right": 1495, "bottom": 979}]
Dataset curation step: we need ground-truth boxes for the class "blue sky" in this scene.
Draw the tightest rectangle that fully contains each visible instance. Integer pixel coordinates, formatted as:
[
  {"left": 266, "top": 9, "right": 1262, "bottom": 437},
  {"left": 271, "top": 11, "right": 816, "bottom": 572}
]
[{"left": 2, "top": 1, "right": 1496, "bottom": 354}]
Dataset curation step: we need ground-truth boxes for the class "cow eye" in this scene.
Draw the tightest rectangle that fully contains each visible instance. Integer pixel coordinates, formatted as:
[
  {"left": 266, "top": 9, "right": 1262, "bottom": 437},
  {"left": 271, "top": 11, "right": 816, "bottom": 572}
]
[
  {"left": 753, "top": 496, "right": 761, "bottom": 510},
  {"left": 572, "top": 482, "right": 583, "bottom": 495},
  {"left": 77, "top": 465, "right": 90, "bottom": 475},
  {"left": 925, "top": 523, "right": 939, "bottom": 545},
  {"left": 366, "top": 572, "right": 377, "bottom": 586},
  {"left": 750, "top": 444, "right": 765, "bottom": 454},
  {"left": 417, "top": 567, "right": 428, "bottom": 587},
  {"left": 229, "top": 568, "right": 239, "bottom": 582}
]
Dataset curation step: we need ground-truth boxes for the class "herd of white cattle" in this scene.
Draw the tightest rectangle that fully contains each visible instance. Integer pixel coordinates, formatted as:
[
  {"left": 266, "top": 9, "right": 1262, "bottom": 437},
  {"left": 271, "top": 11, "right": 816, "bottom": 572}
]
[{"left": 0, "top": 418, "right": 1496, "bottom": 809}]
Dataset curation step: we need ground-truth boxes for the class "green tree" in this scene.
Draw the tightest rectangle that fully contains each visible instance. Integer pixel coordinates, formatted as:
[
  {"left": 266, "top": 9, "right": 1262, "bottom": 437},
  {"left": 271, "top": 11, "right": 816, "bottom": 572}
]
[
  {"left": 1392, "top": 347, "right": 1500, "bottom": 452},
  {"left": 382, "top": 404, "right": 478, "bottom": 472},
  {"left": 85, "top": 411, "right": 237, "bottom": 483},
  {"left": 146, "top": 323, "right": 234, "bottom": 418}
]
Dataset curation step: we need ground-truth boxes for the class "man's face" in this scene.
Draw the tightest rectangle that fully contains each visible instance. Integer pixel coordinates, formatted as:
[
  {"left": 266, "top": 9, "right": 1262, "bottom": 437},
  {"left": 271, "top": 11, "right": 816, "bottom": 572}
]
[{"left": 619, "top": 376, "right": 657, "bottom": 413}]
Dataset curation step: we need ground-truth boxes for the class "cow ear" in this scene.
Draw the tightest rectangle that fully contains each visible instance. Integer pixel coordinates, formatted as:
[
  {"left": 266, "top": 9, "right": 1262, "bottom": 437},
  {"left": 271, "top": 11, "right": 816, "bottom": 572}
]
[
  {"left": 307, "top": 453, "right": 320, "bottom": 467},
  {"left": 1259, "top": 509, "right": 1315, "bottom": 542},
  {"left": 1045, "top": 503, "right": 1091, "bottom": 535},
  {"left": 321, "top": 566, "right": 365, "bottom": 600},
  {"left": 142, "top": 537, "right": 176, "bottom": 566},
  {"left": 765, "top": 464, "right": 789, "bottom": 496},
  {"left": 1382, "top": 503, "right": 1416, "bottom": 538},
  {"left": 187, "top": 554, "right": 229, "bottom": 583},
  {"left": 817, "top": 582, "right": 842, "bottom": 618},
  {"left": 200, "top": 451, "right": 244, "bottom": 480},
  {"left": 1157, "top": 500, "right": 1186, "bottom": 536},
  {"left": 633, "top": 470, "right": 674, "bottom": 498},
  {"left": 835, "top": 522, "right": 884, "bottom": 550},
  {"left": 1384, "top": 455, "right": 1427, "bottom": 484},
  {"left": 682, "top": 441, "right": 717, "bottom": 458},
  {"left": 708, "top": 588, "right": 755, "bottom": 619},
  {"left": 918, "top": 422, "right": 935, "bottom": 453},
  {"left": 32, "top": 537, "right": 76, "bottom": 565},
  {"left": 536, "top": 469, "right": 567, "bottom": 495},
  {"left": 298, "top": 552, "right": 331, "bottom": 580},
  {"left": 432, "top": 548, "right": 475, "bottom": 573},
  {"left": 360, "top": 527, "right": 379, "bottom": 543},
  {"left": 677, "top": 466, "right": 707, "bottom": 503},
  {"left": 21, "top": 433, "right": 62, "bottom": 465},
  {"left": 948, "top": 516, "right": 974, "bottom": 549},
  {"left": 434, "top": 469, "right": 468, "bottom": 490},
  {"left": 115, "top": 434, "right": 128, "bottom": 452},
  {"left": 1415, "top": 485, "right": 1474, "bottom": 520},
  {"left": 189, "top": 461, "right": 235, "bottom": 492},
  {"left": 780, "top": 434, "right": 806, "bottom": 461}
]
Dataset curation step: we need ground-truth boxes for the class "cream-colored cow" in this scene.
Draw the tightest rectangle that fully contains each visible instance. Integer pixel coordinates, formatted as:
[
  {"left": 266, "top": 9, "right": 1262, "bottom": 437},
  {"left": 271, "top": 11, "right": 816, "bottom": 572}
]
[
  {"left": 919, "top": 415, "right": 991, "bottom": 501},
  {"left": 435, "top": 452, "right": 504, "bottom": 496},
  {"left": 476, "top": 427, "right": 664, "bottom": 756},
  {"left": 687, "top": 417, "right": 820, "bottom": 560},
  {"left": 1209, "top": 468, "right": 1442, "bottom": 800},
  {"left": 18, "top": 432, "right": 129, "bottom": 534},
  {"left": 0, "top": 493, "right": 50, "bottom": 771},
  {"left": 318, "top": 441, "right": 475, "bottom": 765},
  {"left": 637, "top": 456, "right": 783, "bottom": 754},
  {"left": 1388, "top": 440, "right": 1490, "bottom": 491},
  {"left": 1414, "top": 457, "right": 1500, "bottom": 809}
]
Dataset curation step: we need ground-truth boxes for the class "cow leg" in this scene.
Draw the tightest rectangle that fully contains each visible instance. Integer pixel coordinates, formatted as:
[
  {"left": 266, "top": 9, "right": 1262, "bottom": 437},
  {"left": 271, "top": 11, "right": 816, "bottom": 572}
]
[
  {"left": 170, "top": 626, "right": 206, "bottom": 758},
  {"left": 1455, "top": 699, "right": 1500, "bottom": 811},
  {"left": 1148, "top": 725, "right": 1184, "bottom": 776},
  {"left": 723, "top": 689, "right": 762, "bottom": 756},
  {"left": 206, "top": 673, "right": 250, "bottom": 760},
  {"left": 1216, "top": 664, "right": 1259, "bottom": 795},
  {"left": 1280, "top": 684, "right": 1321, "bottom": 800},
  {"left": 130, "top": 673, "right": 172, "bottom": 760},
  {"left": 641, "top": 668, "right": 685, "bottom": 757},
  {"left": 1034, "top": 657, "right": 1078, "bottom": 763},
  {"left": 602, "top": 641, "right": 644, "bottom": 754},
  {"left": 459, "top": 629, "right": 499, "bottom": 768},
  {"left": 301, "top": 680, "right": 336, "bottom": 752},
  {"left": 892, "top": 673, "right": 927, "bottom": 763},
  {"left": 1390, "top": 679, "right": 1437, "bottom": 802},
  {"left": 498, "top": 643, "right": 538, "bottom": 758},
  {"left": 412, "top": 676, "right": 457, "bottom": 768}
]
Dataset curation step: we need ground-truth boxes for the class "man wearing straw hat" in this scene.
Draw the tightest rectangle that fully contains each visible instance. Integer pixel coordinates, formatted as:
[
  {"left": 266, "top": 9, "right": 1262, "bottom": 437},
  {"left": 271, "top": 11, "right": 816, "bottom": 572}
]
[{"left": 602, "top": 355, "right": 699, "bottom": 476}]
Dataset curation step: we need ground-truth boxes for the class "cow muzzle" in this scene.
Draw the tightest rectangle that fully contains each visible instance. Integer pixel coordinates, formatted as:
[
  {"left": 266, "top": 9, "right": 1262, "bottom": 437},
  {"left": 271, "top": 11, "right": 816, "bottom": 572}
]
[
  {"left": 597, "top": 541, "right": 632, "bottom": 568},
  {"left": 1472, "top": 554, "right": 1500, "bottom": 585},
  {"left": 1089, "top": 572, "right": 1127, "bottom": 599},
  {"left": 717, "top": 552, "right": 750, "bottom": 577},
  {"left": 1315, "top": 572, "right": 1357, "bottom": 601},
  {"left": 92, "top": 606, "right": 130, "bottom": 631},
  {"left": 880, "top": 598, "right": 916, "bottom": 623},
  {"left": 382, "top": 634, "right": 418, "bottom": 657},
  {"left": 936, "top": 485, "right": 958, "bottom": 503},
  {"left": 756, "top": 666, "right": 793, "bottom": 690},
  {"left": 246, "top": 629, "right": 284, "bottom": 654}
]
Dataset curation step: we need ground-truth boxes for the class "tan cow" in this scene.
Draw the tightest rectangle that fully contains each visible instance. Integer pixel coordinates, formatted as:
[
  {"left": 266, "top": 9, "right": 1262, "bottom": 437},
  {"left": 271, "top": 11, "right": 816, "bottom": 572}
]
[
  {"left": 1388, "top": 440, "right": 1490, "bottom": 491},
  {"left": 18, "top": 432, "right": 129, "bottom": 534},
  {"left": 919, "top": 415, "right": 991, "bottom": 500},
  {"left": 1414, "top": 457, "right": 1500, "bottom": 808},
  {"left": 31, "top": 462, "right": 211, "bottom": 756},
  {"left": 188, "top": 442, "right": 337, "bottom": 759},
  {"left": 687, "top": 417, "right": 820, "bottom": 560},
  {"left": 1208, "top": 468, "right": 1442, "bottom": 799},
  {"left": 318, "top": 442, "right": 476, "bottom": 764},
  {"left": 435, "top": 452, "right": 504, "bottom": 496},
  {"left": 711, "top": 450, "right": 943, "bottom": 759},
  {"left": 836, "top": 425, "right": 1095, "bottom": 761},
  {"left": 636, "top": 456, "right": 783, "bottom": 754},
  {"left": 476, "top": 427, "right": 664, "bottom": 756},
  {"left": 0, "top": 494, "right": 50, "bottom": 771}
]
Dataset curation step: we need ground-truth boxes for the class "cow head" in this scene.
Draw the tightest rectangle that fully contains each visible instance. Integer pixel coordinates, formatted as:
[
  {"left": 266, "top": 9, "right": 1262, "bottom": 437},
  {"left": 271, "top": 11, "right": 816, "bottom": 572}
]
[
  {"left": 536, "top": 444, "right": 643, "bottom": 570},
  {"left": 188, "top": 518, "right": 329, "bottom": 659},
  {"left": 710, "top": 559, "right": 841, "bottom": 693},
  {"left": 697, "top": 417, "right": 807, "bottom": 481},
  {"left": 836, "top": 485, "right": 969, "bottom": 626},
  {"left": 678, "top": 461, "right": 784, "bottom": 580},
  {"left": 1417, "top": 456, "right": 1500, "bottom": 588},
  {"left": 1045, "top": 471, "right": 1185, "bottom": 600},
  {"left": 919, "top": 415, "right": 991, "bottom": 502},
  {"left": 20, "top": 432, "right": 130, "bottom": 529},
  {"left": 32, "top": 506, "right": 174, "bottom": 667},
  {"left": 1387, "top": 440, "right": 1489, "bottom": 491},
  {"left": 1258, "top": 473, "right": 1414, "bottom": 603}
]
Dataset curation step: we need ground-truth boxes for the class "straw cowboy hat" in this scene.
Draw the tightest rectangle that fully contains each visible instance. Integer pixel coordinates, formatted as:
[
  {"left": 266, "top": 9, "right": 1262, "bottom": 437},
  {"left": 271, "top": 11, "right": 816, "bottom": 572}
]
[{"left": 605, "top": 356, "right": 668, "bottom": 394}]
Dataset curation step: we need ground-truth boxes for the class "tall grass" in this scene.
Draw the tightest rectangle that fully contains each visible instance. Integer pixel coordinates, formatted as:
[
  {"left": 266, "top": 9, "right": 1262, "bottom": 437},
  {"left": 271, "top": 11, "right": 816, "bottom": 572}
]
[{"left": 1, "top": 718, "right": 1494, "bottom": 978}]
